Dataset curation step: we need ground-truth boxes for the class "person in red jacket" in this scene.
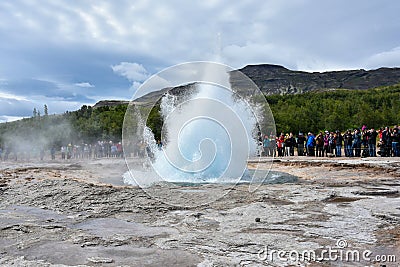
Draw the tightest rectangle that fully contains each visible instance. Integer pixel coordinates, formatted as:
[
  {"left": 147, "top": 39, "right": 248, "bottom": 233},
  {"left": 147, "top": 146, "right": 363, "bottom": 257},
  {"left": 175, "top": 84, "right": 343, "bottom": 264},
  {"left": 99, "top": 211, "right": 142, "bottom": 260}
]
[{"left": 276, "top": 133, "right": 284, "bottom": 157}]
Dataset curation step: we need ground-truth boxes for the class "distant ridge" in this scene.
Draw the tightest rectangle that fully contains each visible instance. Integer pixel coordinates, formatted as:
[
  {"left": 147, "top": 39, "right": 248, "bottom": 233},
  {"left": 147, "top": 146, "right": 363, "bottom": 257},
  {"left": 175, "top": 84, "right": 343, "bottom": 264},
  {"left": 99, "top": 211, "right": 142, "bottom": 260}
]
[
  {"left": 93, "top": 100, "right": 129, "bottom": 108},
  {"left": 94, "top": 64, "right": 400, "bottom": 106},
  {"left": 232, "top": 64, "right": 400, "bottom": 95}
]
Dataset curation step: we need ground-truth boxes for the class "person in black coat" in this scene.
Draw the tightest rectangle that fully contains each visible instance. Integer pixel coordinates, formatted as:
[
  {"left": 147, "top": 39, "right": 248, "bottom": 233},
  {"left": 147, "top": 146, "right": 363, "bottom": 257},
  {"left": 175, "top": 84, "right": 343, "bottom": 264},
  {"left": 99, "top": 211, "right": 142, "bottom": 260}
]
[
  {"left": 297, "top": 133, "right": 306, "bottom": 156},
  {"left": 334, "top": 131, "right": 343, "bottom": 157},
  {"left": 366, "top": 128, "right": 378, "bottom": 157}
]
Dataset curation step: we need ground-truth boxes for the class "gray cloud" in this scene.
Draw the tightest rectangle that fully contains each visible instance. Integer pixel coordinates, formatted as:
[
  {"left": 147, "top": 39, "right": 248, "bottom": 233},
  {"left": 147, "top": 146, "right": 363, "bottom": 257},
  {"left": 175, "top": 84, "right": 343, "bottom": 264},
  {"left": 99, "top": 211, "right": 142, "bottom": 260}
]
[
  {"left": 0, "top": 78, "right": 95, "bottom": 102},
  {"left": 75, "top": 82, "right": 95, "bottom": 88},
  {"left": 0, "top": 97, "right": 33, "bottom": 117},
  {"left": 0, "top": 0, "right": 399, "bottom": 118}
]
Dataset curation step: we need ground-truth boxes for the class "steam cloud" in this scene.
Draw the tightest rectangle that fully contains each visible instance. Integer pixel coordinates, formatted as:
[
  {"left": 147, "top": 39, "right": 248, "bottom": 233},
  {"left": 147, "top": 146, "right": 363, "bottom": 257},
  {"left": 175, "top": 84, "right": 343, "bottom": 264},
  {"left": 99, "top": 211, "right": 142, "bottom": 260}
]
[{"left": 0, "top": 116, "right": 73, "bottom": 160}]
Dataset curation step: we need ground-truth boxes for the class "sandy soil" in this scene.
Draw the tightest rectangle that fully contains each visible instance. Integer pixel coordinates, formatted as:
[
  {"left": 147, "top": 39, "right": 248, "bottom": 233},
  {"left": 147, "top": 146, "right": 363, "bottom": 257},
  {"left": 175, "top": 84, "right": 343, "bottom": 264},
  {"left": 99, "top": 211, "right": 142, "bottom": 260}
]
[{"left": 0, "top": 157, "right": 399, "bottom": 266}]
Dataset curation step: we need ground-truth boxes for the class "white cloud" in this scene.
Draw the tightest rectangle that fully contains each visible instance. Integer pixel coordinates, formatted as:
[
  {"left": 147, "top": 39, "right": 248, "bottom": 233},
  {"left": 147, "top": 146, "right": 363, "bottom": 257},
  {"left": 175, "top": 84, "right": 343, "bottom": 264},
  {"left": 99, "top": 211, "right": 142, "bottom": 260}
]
[
  {"left": 111, "top": 62, "right": 151, "bottom": 95},
  {"left": 111, "top": 62, "right": 149, "bottom": 82},
  {"left": 0, "top": 115, "right": 25, "bottom": 123},
  {"left": 74, "top": 82, "right": 95, "bottom": 88},
  {"left": 0, "top": 91, "right": 28, "bottom": 101},
  {"left": 129, "top": 81, "right": 143, "bottom": 93},
  {"left": 1, "top": 1, "right": 399, "bottom": 72},
  {"left": 365, "top": 47, "right": 400, "bottom": 69}
]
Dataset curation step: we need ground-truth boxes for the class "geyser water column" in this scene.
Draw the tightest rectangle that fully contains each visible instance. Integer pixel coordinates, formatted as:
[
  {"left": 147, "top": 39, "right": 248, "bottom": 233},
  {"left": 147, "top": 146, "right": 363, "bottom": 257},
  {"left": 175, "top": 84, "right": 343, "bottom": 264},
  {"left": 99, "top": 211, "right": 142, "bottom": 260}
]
[
  {"left": 154, "top": 84, "right": 250, "bottom": 182},
  {"left": 122, "top": 62, "right": 276, "bottom": 207}
]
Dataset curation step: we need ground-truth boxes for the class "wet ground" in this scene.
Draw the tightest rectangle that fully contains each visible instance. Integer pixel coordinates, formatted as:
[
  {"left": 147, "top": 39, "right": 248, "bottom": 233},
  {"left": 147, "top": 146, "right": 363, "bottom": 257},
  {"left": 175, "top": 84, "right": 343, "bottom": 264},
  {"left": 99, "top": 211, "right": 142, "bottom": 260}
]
[{"left": 0, "top": 157, "right": 399, "bottom": 266}]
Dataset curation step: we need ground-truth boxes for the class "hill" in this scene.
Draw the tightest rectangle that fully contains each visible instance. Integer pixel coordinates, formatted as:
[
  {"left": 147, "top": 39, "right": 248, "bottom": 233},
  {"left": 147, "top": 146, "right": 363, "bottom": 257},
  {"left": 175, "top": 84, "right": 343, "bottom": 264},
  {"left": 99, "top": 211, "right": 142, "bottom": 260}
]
[
  {"left": 93, "top": 100, "right": 129, "bottom": 108},
  {"left": 126, "top": 64, "right": 400, "bottom": 103},
  {"left": 231, "top": 64, "right": 400, "bottom": 95}
]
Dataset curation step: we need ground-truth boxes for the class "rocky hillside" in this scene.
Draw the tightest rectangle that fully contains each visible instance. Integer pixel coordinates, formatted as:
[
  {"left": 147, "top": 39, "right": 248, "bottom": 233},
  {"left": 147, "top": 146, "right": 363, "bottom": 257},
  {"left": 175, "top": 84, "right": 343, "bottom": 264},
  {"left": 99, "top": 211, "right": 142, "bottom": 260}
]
[
  {"left": 94, "top": 64, "right": 400, "bottom": 107},
  {"left": 231, "top": 64, "right": 400, "bottom": 95},
  {"left": 93, "top": 100, "right": 129, "bottom": 108}
]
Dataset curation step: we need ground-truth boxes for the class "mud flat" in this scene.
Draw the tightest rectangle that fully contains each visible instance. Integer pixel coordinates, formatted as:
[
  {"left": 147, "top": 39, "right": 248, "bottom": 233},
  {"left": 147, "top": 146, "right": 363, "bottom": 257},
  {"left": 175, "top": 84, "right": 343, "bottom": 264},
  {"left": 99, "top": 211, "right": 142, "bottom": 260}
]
[{"left": 0, "top": 157, "right": 399, "bottom": 266}]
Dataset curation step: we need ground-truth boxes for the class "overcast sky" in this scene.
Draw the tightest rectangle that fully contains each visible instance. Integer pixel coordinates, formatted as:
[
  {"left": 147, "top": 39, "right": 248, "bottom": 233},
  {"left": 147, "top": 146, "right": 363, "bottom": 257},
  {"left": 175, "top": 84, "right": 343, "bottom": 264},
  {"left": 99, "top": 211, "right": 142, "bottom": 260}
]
[{"left": 0, "top": 0, "right": 399, "bottom": 121}]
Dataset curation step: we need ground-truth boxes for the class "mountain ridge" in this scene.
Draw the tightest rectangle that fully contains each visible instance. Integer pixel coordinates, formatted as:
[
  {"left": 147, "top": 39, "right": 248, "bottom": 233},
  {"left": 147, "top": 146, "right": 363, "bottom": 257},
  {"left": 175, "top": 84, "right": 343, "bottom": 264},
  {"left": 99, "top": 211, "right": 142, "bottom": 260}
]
[
  {"left": 93, "top": 64, "right": 400, "bottom": 107},
  {"left": 233, "top": 64, "right": 400, "bottom": 95}
]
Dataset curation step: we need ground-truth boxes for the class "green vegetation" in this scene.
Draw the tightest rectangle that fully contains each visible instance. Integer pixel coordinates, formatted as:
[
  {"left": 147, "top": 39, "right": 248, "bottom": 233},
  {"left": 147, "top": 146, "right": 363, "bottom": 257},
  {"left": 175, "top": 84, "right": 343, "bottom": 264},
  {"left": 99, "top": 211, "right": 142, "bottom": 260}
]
[
  {"left": 0, "top": 104, "right": 128, "bottom": 148},
  {"left": 266, "top": 84, "right": 400, "bottom": 134},
  {"left": 146, "top": 103, "right": 163, "bottom": 141},
  {"left": 67, "top": 104, "right": 127, "bottom": 143},
  {"left": 0, "top": 84, "right": 399, "bottom": 148},
  {"left": 130, "top": 84, "right": 400, "bottom": 137}
]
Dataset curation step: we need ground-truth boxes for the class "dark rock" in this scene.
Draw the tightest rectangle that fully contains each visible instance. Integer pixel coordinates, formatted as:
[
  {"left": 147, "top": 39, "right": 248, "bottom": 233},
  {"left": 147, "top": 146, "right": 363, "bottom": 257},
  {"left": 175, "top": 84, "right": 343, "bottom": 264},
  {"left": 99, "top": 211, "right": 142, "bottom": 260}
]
[
  {"left": 255, "top": 217, "right": 261, "bottom": 222},
  {"left": 193, "top": 212, "right": 203, "bottom": 219},
  {"left": 353, "top": 189, "right": 399, "bottom": 196},
  {"left": 93, "top": 100, "right": 129, "bottom": 108},
  {"left": 231, "top": 64, "right": 400, "bottom": 95}
]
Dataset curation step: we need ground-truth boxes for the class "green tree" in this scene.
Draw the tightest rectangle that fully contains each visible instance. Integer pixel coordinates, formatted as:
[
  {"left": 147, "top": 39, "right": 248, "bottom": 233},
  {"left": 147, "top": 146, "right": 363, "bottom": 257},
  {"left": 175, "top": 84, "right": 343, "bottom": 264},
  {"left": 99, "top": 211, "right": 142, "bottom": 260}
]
[{"left": 44, "top": 104, "right": 48, "bottom": 116}]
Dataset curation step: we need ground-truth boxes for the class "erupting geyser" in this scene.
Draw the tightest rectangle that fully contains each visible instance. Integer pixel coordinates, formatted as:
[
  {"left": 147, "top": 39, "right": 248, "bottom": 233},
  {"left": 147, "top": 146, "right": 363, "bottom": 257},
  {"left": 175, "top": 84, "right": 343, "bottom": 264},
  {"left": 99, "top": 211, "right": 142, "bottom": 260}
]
[
  {"left": 122, "top": 62, "right": 275, "bottom": 205},
  {"left": 149, "top": 83, "right": 256, "bottom": 183}
]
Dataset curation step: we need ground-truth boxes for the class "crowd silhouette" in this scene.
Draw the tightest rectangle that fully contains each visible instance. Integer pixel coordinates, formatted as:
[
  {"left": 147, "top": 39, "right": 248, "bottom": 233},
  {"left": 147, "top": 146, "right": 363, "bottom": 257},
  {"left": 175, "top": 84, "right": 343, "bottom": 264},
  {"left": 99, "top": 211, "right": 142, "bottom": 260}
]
[{"left": 261, "top": 125, "right": 399, "bottom": 158}]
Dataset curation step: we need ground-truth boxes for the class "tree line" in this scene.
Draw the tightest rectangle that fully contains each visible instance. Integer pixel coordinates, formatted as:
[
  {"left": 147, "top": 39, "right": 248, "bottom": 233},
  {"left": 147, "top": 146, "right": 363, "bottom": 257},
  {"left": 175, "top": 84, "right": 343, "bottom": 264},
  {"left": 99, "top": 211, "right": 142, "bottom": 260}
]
[
  {"left": 266, "top": 84, "right": 400, "bottom": 134},
  {"left": 0, "top": 84, "right": 399, "bottom": 148},
  {"left": 0, "top": 104, "right": 128, "bottom": 148}
]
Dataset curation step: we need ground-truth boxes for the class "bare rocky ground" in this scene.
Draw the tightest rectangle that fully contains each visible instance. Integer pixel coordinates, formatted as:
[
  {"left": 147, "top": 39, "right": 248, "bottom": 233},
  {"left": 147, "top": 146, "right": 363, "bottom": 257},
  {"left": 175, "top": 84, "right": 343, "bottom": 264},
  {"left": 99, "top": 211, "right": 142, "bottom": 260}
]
[{"left": 0, "top": 157, "right": 399, "bottom": 266}]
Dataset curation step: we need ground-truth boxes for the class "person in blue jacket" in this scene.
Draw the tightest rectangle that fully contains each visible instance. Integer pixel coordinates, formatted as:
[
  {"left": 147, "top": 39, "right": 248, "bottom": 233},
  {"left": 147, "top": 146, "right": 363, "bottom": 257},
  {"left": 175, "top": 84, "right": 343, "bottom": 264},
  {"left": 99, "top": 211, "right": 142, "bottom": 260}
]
[{"left": 306, "top": 132, "right": 315, "bottom": 156}]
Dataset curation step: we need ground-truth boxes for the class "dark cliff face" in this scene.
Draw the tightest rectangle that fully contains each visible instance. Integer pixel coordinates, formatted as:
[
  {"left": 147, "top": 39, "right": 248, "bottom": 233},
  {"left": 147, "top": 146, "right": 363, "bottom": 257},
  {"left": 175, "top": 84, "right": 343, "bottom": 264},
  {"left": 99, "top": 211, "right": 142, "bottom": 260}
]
[
  {"left": 232, "top": 64, "right": 400, "bottom": 95},
  {"left": 93, "top": 100, "right": 129, "bottom": 108}
]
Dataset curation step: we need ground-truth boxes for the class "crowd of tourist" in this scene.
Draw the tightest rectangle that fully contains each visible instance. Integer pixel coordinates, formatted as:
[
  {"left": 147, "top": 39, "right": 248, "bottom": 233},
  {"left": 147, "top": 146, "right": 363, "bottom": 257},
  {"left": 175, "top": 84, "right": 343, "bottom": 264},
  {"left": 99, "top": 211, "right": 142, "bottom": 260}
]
[
  {"left": 260, "top": 125, "right": 400, "bottom": 158},
  {"left": 59, "top": 141, "right": 124, "bottom": 160},
  {"left": 0, "top": 140, "right": 125, "bottom": 161},
  {"left": 0, "top": 139, "right": 165, "bottom": 161},
  {"left": 0, "top": 125, "right": 398, "bottom": 161}
]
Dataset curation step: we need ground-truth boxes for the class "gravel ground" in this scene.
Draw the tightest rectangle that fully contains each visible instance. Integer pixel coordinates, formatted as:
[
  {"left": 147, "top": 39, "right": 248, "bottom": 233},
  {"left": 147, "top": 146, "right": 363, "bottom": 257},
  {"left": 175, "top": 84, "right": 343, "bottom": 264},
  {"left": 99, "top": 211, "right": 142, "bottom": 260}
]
[{"left": 0, "top": 157, "right": 399, "bottom": 266}]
